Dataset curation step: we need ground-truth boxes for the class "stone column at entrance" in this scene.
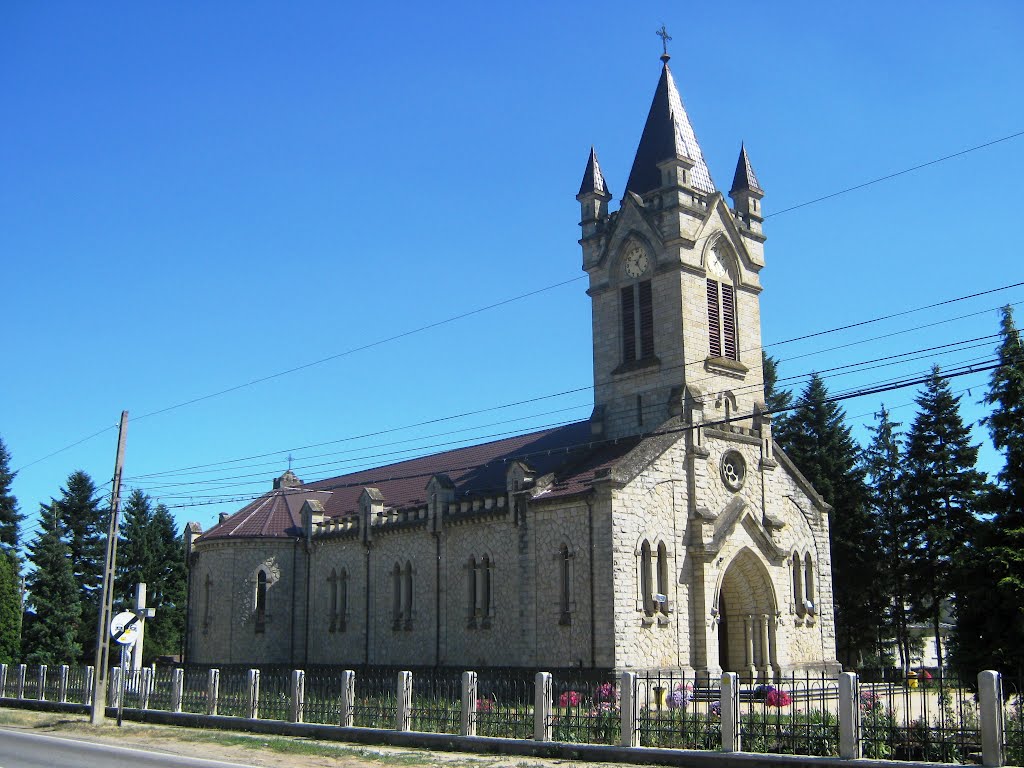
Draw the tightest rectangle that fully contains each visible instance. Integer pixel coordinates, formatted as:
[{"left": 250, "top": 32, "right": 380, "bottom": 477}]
[
  {"left": 758, "top": 615, "right": 770, "bottom": 682},
  {"left": 749, "top": 618, "right": 757, "bottom": 684},
  {"left": 769, "top": 614, "right": 780, "bottom": 682}
]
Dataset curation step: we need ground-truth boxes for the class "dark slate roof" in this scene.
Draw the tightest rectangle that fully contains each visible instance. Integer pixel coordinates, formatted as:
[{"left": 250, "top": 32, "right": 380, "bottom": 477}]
[
  {"left": 730, "top": 143, "right": 763, "bottom": 195},
  {"left": 198, "top": 421, "right": 642, "bottom": 541},
  {"left": 625, "top": 62, "right": 715, "bottom": 196},
  {"left": 578, "top": 147, "right": 611, "bottom": 198}
]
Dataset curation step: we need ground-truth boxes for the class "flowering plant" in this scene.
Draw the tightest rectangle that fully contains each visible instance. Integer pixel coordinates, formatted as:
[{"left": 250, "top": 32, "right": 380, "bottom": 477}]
[
  {"left": 765, "top": 688, "right": 793, "bottom": 707},
  {"left": 667, "top": 682, "right": 694, "bottom": 710},
  {"left": 859, "top": 690, "right": 881, "bottom": 713},
  {"left": 709, "top": 700, "right": 721, "bottom": 717},
  {"left": 476, "top": 697, "right": 495, "bottom": 713},
  {"left": 595, "top": 682, "right": 618, "bottom": 704},
  {"left": 558, "top": 690, "right": 582, "bottom": 707}
]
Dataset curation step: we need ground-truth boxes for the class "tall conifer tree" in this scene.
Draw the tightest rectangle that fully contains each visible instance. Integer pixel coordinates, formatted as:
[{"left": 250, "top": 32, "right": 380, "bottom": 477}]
[
  {"left": 902, "top": 367, "right": 985, "bottom": 671},
  {"left": 53, "top": 471, "right": 106, "bottom": 662},
  {"left": 862, "top": 405, "right": 912, "bottom": 670},
  {"left": 763, "top": 352, "right": 793, "bottom": 442},
  {"left": 955, "top": 307, "right": 1024, "bottom": 676},
  {"left": 117, "top": 490, "right": 187, "bottom": 661},
  {"left": 0, "top": 553, "right": 20, "bottom": 663},
  {"left": 0, "top": 436, "right": 22, "bottom": 556},
  {"left": 21, "top": 504, "right": 81, "bottom": 665},
  {"left": 780, "top": 373, "right": 879, "bottom": 667}
]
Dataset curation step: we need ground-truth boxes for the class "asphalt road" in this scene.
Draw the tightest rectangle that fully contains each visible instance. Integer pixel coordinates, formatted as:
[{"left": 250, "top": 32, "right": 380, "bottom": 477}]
[{"left": 0, "top": 728, "right": 260, "bottom": 768}]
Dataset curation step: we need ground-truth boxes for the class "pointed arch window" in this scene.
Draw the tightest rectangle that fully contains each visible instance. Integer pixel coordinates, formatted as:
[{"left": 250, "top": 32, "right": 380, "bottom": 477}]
[
  {"left": 202, "top": 574, "right": 213, "bottom": 634},
  {"left": 254, "top": 570, "right": 268, "bottom": 632},
  {"left": 559, "top": 544, "right": 574, "bottom": 625},
  {"left": 804, "top": 554, "right": 815, "bottom": 616},
  {"left": 793, "top": 553, "right": 805, "bottom": 617},
  {"left": 640, "top": 540, "right": 655, "bottom": 617},
  {"left": 656, "top": 542, "right": 670, "bottom": 616}
]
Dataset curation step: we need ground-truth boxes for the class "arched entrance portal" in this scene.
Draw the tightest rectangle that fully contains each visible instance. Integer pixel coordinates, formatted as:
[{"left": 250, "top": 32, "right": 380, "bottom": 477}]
[{"left": 716, "top": 548, "right": 778, "bottom": 683}]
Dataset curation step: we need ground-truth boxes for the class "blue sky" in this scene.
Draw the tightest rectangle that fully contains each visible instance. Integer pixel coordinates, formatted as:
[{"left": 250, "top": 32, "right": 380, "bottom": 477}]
[{"left": 3, "top": 2, "right": 1023, "bottom": 544}]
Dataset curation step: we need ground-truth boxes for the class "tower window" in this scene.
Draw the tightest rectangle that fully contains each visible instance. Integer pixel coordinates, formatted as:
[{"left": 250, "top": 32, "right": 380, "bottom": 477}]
[
  {"left": 621, "top": 280, "right": 654, "bottom": 363},
  {"left": 707, "top": 278, "right": 738, "bottom": 360},
  {"left": 254, "top": 570, "right": 268, "bottom": 632}
]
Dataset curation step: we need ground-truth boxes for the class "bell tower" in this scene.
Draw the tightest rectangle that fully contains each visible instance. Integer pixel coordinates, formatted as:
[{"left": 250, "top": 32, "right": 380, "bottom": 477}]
[{"left": 578, "top": 52, "right": 768, "bottom": 440}]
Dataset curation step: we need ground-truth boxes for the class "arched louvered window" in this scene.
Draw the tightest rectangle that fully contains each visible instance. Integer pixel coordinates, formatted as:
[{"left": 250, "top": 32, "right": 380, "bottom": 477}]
[
  {"left": 707, "top": 279, "right": 737, "bottom": 360},
  {"left": 621, "top": 280, "right": 654, "bottom": 364},
  {"left": 559, "top": 545, "right": 573, "bottom": 625},
  {"left": 402, "top": 561, "right": 414, "bottom": 628}
]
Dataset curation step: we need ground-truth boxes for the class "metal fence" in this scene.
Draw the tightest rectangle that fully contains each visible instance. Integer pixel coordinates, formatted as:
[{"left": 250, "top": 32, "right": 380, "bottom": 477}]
[{"left": 1, "top": 662, "right": 1018, "bottom": 765}]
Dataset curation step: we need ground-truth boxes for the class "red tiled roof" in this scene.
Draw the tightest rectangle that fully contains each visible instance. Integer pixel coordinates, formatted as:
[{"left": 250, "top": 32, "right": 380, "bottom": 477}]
[{"left": 199, "top": 420, "right": 641, "bottom": 541}]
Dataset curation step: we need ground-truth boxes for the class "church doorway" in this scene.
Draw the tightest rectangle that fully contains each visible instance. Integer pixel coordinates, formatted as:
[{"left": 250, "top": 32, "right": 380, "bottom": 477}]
[{"left": 716, "top": 548, "right": 778, "bottom": 683}]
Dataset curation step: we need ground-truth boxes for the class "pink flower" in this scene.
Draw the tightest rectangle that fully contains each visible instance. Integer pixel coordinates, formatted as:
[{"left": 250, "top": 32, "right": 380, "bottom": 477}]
[
  {"left": 476, "top": 698, "right": 494, "bottom": 712},
  {"left": 559, "top": 690, "right": 582, "bottom": 707},
  {"left": 766, "top": 689, "right": 793, "bottom": 707}
]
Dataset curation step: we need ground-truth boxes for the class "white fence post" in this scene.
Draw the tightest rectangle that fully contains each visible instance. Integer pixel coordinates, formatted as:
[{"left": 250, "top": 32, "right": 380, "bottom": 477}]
[
  {"left": 290, "top": 670, "right": 305, "bottom": 723},
  {"left": 0, "top": 663, "right": 7, "bottom": 697},
  {"left": 139, "top": 667, "right": 152, "bottom": 710},
  {"left": 340, "top": 670, "right": 355, "bottom": 727},
  {"left": 395, "top": 671, "right": 412, "bottom": 731},
  {"left": 839, "top": 672, "right": 861, "bottom": 759},
  {"left": 720, "top": 672, "right": 741, "bottom": 753},
  {"left": 15, "top": 664, "right": 26, "bottom": 699},
  {"left": 461, "top": 671, "right": 478, "bottom": 737},
  {"left": 534, "top": 672, "right": 552, "bottom": 742},
  {"left": 58, "top": 665, "right": 69, "bottom": 703},
  {"left": 109, "top": 666, "right": 121, "bottom": 707},
  {"left": 248, "top": 669, "right": 260, "bottom": 719},
  {"left": 171, "top": 668, "right": 184, "bottom": 713},
  {"left": 38, "top": 664, "right": 47, "bottom": 701},
  {"left": 620, "top": 671, "right": 639, "bottom": 748},
  {"left": 979, "top": 670, "right": 1004, "bottom": 767},
  {"left": 207, "top": 668, "right": 220, "bottom": 716},
  {"left": 84, "top": 666, "right": 95, "bottom": 705}
]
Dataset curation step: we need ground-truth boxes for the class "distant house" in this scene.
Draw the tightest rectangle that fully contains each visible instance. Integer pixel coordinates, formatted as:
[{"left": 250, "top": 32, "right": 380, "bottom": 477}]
[{"left": 184, "top": 52, "right": 840, "bottom": 680}]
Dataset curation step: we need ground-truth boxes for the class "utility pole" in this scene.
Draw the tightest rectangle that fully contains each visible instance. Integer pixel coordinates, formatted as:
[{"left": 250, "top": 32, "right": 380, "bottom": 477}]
[{"left": 90, "top": 410, "right": 128, "bottom": 725}]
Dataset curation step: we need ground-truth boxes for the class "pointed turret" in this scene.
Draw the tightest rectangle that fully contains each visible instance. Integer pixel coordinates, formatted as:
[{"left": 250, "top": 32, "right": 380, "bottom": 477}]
[
  {"left": 625, "top": 60, "right": 715, "bottom": 197},
  {"left": 729, "top": 142, "right": 764, "bottom": 230},
  {"left": 577, "top": 147, "right": 612, "bottom": 253}
]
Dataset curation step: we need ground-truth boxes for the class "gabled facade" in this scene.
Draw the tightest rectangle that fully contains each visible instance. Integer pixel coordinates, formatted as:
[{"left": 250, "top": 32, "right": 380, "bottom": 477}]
[{"left": 185, "top": 54, "right": 839, "bottom": 679}]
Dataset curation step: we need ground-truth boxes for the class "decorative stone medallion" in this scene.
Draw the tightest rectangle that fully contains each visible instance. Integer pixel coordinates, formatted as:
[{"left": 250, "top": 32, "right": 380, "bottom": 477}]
[{"left": 720, "top": 450, "right": 747, "bottom": 491}]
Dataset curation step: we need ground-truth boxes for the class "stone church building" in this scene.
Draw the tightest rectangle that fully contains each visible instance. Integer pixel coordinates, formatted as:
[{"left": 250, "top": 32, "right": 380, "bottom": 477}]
[{"left": 185, "top": 53, "right": 840, "bottom": 679}]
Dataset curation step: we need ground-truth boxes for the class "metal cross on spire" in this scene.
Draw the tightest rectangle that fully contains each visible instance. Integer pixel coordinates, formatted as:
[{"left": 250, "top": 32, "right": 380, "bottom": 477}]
[
  {"left": 656, "top": 24, "right": 672, "bottom": 60},
  {"left": 287, "top": 453, "right": 294, "bottom": 471}
]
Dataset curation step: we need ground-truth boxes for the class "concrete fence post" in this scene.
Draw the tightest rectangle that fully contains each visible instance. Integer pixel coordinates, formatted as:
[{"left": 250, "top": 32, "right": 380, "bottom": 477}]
[
  {"left": 290, "top": 670, "right": 305, "bottom": 723},
  {"left": 534, "top": 672, "right": 553, "bottom": 742},
  {"left": 340, "top": 670, "right": 355, "bottom": 727},
  {"left": 38, "top": 664, "right": 47, "bottom": 701},
  {"left": 16, "top": 664, "right": 26, "bottom": 699},
  {"left": 58, "top": 665, "right": 69, "bottom": 703},
  {"left": 139, "top": 667, "right": 152, "bottom": 710},
  {"left": 839, "top": 672, "right": 861, "bottom": 759},
  {"left": 720, "top": 672, "right": 741, "bottom": 753},
  {"left": 207, "top": 668, "right": 220, "bottom": 716},
  {"left": 109, "top": 667, "right": 121, "bottom": 707},
  {"left": 461, "top": 671, "right": 478, "bottom": 736},
  {"left": 0, "top": 663, "right": 7, "bottom": 697},
  {"left": 247, "top": 669, "right": 260, "bottom": 720},
  {"left": 171, "top": 668, "right": 184, "bottom": 713},
  {"left": 620, "top": 671, "right": 640, "bottom": 748},
  {"left": 84, "top": 666, "right": 95, "bottom": 705},
  {"left": 395, "top": 671, "right": 413, "bottom": 731},
  {"left": 979, "top": 670, "right": 1004, "bottom": 767}
]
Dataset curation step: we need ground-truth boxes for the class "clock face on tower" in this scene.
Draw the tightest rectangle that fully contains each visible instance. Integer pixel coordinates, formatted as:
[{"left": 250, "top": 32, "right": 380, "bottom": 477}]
[{"left": 623, "top": 246, "right": 650, "bottom": 278}]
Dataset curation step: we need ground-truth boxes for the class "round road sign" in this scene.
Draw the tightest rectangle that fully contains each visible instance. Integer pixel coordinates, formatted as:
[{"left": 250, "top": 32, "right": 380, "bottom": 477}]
[{"left": 110, "top": 610, "right": 139, "bottom": 645}]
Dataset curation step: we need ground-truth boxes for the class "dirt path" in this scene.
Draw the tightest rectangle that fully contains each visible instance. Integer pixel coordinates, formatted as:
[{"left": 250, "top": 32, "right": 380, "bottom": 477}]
[{"left": 0, "top": 708, "right": 632, "bottom": 768}]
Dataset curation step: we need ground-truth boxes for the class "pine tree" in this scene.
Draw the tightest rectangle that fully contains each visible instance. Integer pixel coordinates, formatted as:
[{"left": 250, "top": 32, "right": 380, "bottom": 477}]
[
  {"left": 0, "top": 553, "right": 20, "bottom": 664},
  {"left": 862, "top": 405, "right": 912, "bottom": 671},
  {"left": 954, "top": 307, "right": 1024, "bottom": 677},
  {"left": 763, "top": 352, "right": 793, "bottom": 441},
  {"left": 780, "top": 373, "right": 880, "bottom": 667},
  {"left": 21, "top": 504, "right": 81, "bottom": 665},
  {"left": 0, "top": 436, "right": 22, "bottom": 556},
  {"left": 116, "top": 490, "right": 187, "bottom": 661},
  {"left": 52, "top": 471, "right": 106, "bottom": 663},
  {"left": 902, "top": 366, "right": 986, "bottom": 672}
]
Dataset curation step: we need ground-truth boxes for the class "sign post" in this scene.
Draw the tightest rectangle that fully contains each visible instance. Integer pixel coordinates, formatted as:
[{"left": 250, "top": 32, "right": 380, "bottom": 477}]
[{"left": 110, "top": 611, "right": 139, "bottom": 728}]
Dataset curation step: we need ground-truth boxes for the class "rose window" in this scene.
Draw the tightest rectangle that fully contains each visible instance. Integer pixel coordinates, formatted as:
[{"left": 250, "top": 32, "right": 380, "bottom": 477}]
[{"left": 721, "top": 451, "right": 747, "bottom": 491}]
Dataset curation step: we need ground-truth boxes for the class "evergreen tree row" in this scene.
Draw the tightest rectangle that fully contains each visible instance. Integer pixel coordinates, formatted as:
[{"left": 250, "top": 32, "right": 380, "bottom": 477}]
[{"left": 0, "top": 437, "right": 187, "bottom": 666}]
